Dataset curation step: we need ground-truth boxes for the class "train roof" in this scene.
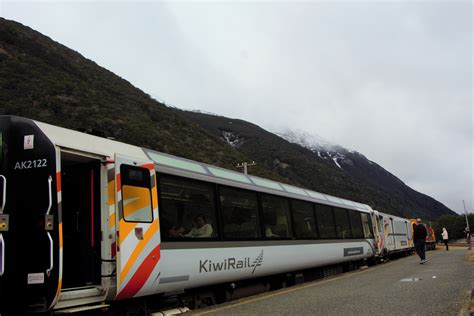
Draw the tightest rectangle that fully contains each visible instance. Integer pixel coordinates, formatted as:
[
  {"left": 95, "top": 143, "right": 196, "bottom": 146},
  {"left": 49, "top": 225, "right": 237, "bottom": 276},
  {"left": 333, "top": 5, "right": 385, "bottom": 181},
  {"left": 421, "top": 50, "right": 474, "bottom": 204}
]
[
  {"left": 374, "top": 210, "right": 410, "bottom": 222},
  {"left": 34, "top": 118, "right": 373, "bottom": 213},
  {"left": 144, "top": 149, "right": 372, "bottom": 213}
]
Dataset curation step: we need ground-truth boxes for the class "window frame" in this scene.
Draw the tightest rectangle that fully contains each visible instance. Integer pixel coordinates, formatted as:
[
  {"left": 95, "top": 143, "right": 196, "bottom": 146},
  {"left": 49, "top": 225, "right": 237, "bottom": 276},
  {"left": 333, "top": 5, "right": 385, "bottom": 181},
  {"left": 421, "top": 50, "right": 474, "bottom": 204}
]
[
  {"left": 290, "top": 199, "right": 318, "bottom": 239},
  {"left": 259, "top": 193, "right": 293, "bottom": 240},
  {"left": 218, "top": 184, "right": 262, "bottom": 241},
  {"left": 347, "top": 209, "right": 365, "bottom": 239},
  {"left": 315, "top": 203, "right": 337, "bottom": 239},
  {"left": 120, "top": 164, "right": 154, "bottom": 223},
  {"left": 333, "top": 207, "right": 352, "bottom": 239},
  {"left": 157, "top": 173, "right": 219, "bottom": 241}
]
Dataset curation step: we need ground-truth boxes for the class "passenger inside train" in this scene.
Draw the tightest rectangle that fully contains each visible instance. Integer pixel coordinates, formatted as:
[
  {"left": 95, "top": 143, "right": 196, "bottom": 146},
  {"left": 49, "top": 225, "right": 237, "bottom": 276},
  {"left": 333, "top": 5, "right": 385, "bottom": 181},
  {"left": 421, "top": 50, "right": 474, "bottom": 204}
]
[{"left": 183, "top": 215, "right": 213, "bottom": 238}]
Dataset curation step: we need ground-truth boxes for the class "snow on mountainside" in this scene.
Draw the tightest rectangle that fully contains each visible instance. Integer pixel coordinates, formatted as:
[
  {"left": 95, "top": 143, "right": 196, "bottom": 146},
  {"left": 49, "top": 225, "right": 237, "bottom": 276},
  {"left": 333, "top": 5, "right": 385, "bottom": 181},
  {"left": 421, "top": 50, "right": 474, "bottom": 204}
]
[{"left": 276, "top": 128, "right": 366, "bottom": 170}]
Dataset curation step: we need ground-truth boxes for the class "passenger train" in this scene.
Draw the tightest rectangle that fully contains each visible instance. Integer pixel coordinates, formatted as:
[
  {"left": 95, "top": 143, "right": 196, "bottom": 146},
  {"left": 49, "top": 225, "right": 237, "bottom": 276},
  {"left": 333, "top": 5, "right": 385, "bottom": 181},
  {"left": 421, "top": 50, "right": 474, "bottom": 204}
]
[{"left": 0, "top": 116, "right": 417, "bottom": 314}]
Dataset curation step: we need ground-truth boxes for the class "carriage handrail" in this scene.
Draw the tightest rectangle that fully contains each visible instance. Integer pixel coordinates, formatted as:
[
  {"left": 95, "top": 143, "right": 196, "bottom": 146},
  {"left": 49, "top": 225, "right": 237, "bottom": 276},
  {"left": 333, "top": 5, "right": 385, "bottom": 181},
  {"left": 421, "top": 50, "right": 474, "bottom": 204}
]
[
  {"left": 46, "top": 232, "right": 53, "bottom": 276},
  {"left": 0, "top": 234, "right": 4, "bottom": 276},
  {"left": 0, "top": 175, "right": 6, "bottom": 214},
  {"left": 46, "top": 176, "right": 52, "bottom": 215},
  {"left": 45, "top": 175, "right": 53, "bottom": 276}
]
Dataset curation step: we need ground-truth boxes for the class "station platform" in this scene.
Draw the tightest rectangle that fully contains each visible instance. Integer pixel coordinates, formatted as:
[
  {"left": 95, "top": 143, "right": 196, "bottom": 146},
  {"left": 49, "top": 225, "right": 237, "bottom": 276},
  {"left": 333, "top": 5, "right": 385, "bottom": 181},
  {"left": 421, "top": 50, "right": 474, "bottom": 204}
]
[{"left": 190, "top": 248, "right": 474, "bottom": 316}]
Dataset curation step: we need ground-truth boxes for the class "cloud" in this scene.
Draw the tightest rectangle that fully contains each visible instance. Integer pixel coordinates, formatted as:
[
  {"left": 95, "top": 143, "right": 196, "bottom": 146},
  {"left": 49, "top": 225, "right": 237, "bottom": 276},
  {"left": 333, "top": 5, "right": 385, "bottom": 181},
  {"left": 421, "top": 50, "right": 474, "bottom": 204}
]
[{"left": 3, "top": 1, "right": 472, "bottom": 213}]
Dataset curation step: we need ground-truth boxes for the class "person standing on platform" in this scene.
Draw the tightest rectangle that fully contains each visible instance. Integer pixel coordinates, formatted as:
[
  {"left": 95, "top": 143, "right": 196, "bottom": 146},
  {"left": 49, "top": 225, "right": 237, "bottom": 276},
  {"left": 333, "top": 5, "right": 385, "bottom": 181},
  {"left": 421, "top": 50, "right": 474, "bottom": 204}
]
[
  {"left": 465, "top": 227, "right": 471, "bottom": 250},
  {"left": 441, "top": 227, "right": 449, "bottom": 251},
  {"left": 413, "top": 218, "right": 428, "bottom": 264}
]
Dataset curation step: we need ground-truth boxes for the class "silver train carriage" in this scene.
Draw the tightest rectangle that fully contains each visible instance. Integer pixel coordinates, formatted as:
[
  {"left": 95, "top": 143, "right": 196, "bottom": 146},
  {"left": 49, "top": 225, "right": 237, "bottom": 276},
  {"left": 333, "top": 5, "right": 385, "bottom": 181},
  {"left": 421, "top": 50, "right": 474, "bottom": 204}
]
[{"left": 0, "top": 116, "right": 400, "bottom": 313}]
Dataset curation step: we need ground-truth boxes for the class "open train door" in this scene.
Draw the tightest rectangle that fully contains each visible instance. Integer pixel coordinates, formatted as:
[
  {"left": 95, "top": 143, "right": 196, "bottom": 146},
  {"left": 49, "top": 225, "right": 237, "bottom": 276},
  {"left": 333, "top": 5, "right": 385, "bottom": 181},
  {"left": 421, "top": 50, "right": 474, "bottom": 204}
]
[{"left": 114, "top": 154, "right": 161, "bottom": 300}]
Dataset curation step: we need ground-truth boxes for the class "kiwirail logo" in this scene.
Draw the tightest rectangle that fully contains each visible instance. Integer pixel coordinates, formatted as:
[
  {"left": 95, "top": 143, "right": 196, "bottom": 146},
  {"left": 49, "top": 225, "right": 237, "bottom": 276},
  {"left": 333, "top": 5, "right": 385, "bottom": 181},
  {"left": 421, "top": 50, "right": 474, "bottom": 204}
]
[{"left": 199, "top": 250, "right": 264, "bottom": 274}]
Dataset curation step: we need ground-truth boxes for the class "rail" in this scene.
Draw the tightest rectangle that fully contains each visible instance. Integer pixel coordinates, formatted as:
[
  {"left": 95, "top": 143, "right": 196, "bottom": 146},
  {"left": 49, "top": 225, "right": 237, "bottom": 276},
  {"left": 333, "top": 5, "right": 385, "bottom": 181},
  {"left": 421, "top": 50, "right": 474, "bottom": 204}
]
[
  {"left": 46, "top": 176, "right": 53, "bottom": 276},
  {"left": 0, "top": 175, "right": 6, "bottom": 276}
]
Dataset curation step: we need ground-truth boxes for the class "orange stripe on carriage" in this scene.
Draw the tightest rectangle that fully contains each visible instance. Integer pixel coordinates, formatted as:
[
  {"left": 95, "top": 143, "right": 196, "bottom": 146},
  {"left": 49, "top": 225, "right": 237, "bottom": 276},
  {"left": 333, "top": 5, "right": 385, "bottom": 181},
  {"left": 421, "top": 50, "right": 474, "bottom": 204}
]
[
  {"left": 120, "top": 219, "right": 158, "bottom": 283},
  {"left": 139, "top": 163, "right": 154, "bottom": 170},
  {"left": 109, "top": 213, "right": 116, "bottom": 229},
  {"left": 108, "top": 180, "right": 115, "bottom": 207},
  {"left": 116, "top": 244, "right": 161, "bottom": 300},
  {"left": 116, "top": 173, "right": 121, "bottom": 192},
  {"left": 56, "top": 172, "right": 61, "bottom": 192}
]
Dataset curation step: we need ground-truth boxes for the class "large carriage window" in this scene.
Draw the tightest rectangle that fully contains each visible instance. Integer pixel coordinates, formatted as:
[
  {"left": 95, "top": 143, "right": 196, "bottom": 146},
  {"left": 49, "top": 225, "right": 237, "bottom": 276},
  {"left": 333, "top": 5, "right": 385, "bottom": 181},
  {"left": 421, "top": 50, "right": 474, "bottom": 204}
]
[
  {"left": 394, "top": 220, "right": 408, "bottom": 236},
  {"left": 158, "top": 176, "right": 217, "bottom": 240},
  {"left": 120, "top": 165, "right": 153, "bottom": 222},
  {"left": 219, "top": 186, "right": 260, "bottom": 239},
  {"left": 361, "top": 213, "right": 374, "bottom": 239},
  {"left": 334, "top": 208, "right": 351, "bottom": 239},
  {"left": 261, "top": 194, "right": 291, "bottom": 239},
  {"left": 315, "top": 204, "right": 336, "bottom": 238},
  {"left": 291, "top": 200, "right": 317, "bottom": 238},
  {"left": 348, "top": 210, "right": 364, "bottom": 238}
]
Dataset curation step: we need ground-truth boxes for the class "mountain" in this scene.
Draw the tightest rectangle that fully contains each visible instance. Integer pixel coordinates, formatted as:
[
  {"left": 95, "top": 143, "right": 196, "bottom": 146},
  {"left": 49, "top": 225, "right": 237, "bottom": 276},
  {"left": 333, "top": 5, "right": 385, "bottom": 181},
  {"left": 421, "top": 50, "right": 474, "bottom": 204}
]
[
  {"left": 0, "top": 18, "right": 281, "bottom": 182},
  {"left": 179, "top": 111, "right": 455, "bottom": 219},
  {"left": 0, "top": 18, "right": 456, "bottom": 220},
  {"left": 276, "top": 129, "right": 355, "bottom": 169}
]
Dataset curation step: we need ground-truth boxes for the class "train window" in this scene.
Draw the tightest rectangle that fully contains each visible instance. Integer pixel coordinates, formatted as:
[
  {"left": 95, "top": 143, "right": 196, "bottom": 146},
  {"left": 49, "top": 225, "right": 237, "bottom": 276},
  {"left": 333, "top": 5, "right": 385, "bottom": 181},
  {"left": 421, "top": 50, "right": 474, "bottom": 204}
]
[
  {"left": 348, "top": 210, "right": 364, "bottom": 238},
  {"left": 393, "top": 220, "right": 408, "bottom": 235},
  {"left": 158, "top": 175, "right": 217, "bottom": 240},
  {"left": 120, "top": 165, "right": 153, "bottom": 223},
  {"left": 360, "top": 213, "right": 374, "bottom": 239},
  {"left": 146, "top": 151, "right": 207, "bottom": 174},
  {"left": 334, "top": 208, "right": 351, "bottom": 239},
  {"left": 291, "top": 200, "right": 317, "bottom": 238},
  {"left": 219, "top": 186, "right": 261, "bottom": 240},
  {"left": 281, "top": 184, "right": 307, "bottom": 196},
  {"left": 261, "top": 194, "right": 291, "bottom": 239},
  {"left": 122, "top": 186, "right": 153, "bottom": 222},
  {"left": 315, "top": 204, "right": 336, "bottom": 238}
]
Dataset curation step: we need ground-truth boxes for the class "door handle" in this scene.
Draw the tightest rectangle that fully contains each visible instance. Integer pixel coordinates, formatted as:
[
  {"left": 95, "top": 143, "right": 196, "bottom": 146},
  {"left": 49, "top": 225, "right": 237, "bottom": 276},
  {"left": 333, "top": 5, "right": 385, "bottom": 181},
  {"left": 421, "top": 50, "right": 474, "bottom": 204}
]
[
  {"left": 46, "top": 232, "right": 53, "bottom": 276},
  {"left": 0, "top": 175, "right": 7, "bottom": 276},
  {"left": 46, "top": 176, "right": 52, "bottom": 215},
  {"left": 0, "top": 234, "right": 4, "bottom": 276},
  {"left": 0, "top": 175, "right": 6, "bottom": 214},
  {"left": 45, "top": 176, "right": 53, "bottom": 276}
]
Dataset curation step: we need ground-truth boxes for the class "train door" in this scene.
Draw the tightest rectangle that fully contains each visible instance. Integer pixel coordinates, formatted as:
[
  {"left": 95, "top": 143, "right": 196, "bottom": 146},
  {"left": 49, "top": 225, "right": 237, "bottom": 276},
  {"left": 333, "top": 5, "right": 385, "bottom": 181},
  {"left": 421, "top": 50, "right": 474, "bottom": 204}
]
[
  {"left": 60, "top": 150, "right": 102, "bottom": 290},
  {"left": 370, "top": 211, "right": 382, "bottom": 256},
  {"left": 387, "top": 218, "right": 396, "bottom": 251},
  {"left": 114, "top": 154, "right": 160, "bottom": 300}
]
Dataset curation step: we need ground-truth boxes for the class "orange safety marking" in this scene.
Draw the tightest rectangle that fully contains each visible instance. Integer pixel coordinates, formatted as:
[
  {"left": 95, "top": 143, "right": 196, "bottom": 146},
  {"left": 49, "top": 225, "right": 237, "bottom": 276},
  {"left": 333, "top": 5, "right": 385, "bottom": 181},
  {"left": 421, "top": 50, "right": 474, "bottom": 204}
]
[
  {"left": 109, "top": 213, "right": 116, "bottom": 229},
  {"left": 119, "top": 220, "right": 138, "bottom": 244},
  {"left": 116, "top": 244, "right": 160, "bottom": 300},
  {"left": 120, "top": 219, "right": 158, "bottom": 283},
  {"left": 116, "top": 173, "right": 121, "bottom": 192},
  {"left": 151, "top": 186, "right": 158, "bottom": 210},
  {"left": 108, "top": 180, "right": 115, "bottom": 207},
  {"left": 59, "top": 223, "right": 63, "bottom": 248},
  {"left": 139, "top": 163, "right": 154, "bottom": 170},
  {"left": 56, "top": 172, "right": 61, "bottom": 193}
]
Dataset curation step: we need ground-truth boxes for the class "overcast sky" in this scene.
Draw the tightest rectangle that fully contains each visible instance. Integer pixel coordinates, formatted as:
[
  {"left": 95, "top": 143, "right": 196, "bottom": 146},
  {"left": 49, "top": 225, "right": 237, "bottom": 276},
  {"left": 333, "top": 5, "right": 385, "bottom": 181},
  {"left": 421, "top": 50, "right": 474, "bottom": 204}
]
[{"left": 2, "top": 1, "right": 472, "bottom": 214}]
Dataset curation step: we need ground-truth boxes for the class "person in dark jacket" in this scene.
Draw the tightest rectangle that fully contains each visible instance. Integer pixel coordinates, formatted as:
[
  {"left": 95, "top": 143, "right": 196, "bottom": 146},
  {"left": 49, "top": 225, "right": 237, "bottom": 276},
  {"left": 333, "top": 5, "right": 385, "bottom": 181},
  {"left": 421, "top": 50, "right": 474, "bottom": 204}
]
[{"left": 413, "top": 218, "right": 428, "bottom": 264}]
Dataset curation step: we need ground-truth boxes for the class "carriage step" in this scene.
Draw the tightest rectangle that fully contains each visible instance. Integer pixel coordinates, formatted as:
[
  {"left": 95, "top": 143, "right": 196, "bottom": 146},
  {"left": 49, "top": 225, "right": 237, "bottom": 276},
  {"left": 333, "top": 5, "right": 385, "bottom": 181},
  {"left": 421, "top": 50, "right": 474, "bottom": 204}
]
[{"left": 54, "top": 304, "right": 110, "bottom": 314}]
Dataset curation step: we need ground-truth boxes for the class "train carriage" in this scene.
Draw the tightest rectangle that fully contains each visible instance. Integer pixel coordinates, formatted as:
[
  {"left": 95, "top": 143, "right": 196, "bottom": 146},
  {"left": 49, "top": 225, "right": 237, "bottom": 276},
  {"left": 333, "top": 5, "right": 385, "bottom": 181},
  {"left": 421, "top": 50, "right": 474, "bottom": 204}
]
[
  {"left": 372, "top": 211, "right": 413, "bottom": 258},
  {"left": 0, "top": 116, "right": 389, "bottom": 314}
]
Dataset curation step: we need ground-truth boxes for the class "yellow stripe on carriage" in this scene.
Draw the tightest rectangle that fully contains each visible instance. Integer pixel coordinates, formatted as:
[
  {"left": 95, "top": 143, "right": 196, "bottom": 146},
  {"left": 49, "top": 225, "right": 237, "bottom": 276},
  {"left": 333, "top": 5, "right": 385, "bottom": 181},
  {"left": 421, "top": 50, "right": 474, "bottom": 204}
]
[{"left": 120, "top": 219, "right": 158, "bottom": 283}]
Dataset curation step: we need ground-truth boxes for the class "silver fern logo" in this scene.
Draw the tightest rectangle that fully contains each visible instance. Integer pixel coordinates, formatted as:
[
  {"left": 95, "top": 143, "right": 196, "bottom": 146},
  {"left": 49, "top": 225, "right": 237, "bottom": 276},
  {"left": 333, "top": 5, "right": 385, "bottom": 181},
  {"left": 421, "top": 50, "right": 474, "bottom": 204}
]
[{"left": 251, "top": 250, "right": 264, "bottom": 274}]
